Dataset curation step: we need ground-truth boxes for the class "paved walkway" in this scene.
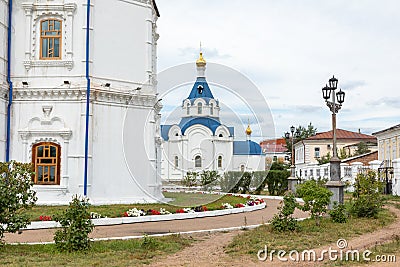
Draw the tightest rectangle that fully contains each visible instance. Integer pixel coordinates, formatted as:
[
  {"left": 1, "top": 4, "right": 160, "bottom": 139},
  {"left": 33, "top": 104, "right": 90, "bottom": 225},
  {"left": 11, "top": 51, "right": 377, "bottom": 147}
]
[{"left": 4, "top": 198, "right": 308, "bottom": 244}]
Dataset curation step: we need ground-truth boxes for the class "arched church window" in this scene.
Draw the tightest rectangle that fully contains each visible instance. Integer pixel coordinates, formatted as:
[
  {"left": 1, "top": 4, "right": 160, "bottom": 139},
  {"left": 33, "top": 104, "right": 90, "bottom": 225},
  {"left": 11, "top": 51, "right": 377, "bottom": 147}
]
[
  {"left": 40, "top": 19, "right": 62, "bottom": 60},
  {"left": 174, "top": 156, "right": 179, "bottom": 168},
  {"left": 198, "top": 103, "right": 203, "bottom": 114},
  {"left": 218, "top": 156, "right": 223, "bottom": 168},
  {"left": 195, "top": 155, "right": 202, "bottom": 168},
  {"left": 240, "top": 165, "right": 245, "bottom": 172},
  {"left": 210, "top": 103, "right": 214, "bottom": 115},
  {"left": 219, "top": 134, "right": 223, "bottom": 137},
  {"left": 187, "top": 103, "right": 190, "bottom": 115},
  {"left": 32, "top": 142, "right": 61, "bottom": 185}
]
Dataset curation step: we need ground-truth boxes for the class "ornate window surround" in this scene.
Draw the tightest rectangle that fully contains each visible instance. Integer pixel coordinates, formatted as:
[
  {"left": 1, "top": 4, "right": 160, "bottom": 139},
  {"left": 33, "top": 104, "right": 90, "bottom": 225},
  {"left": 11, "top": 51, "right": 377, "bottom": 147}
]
[
  {"left": 19, "top": 105, "right": 72, "bottom": 189},
  {"left": 21, "top": 2, "right": 77, "bottom": 71}
]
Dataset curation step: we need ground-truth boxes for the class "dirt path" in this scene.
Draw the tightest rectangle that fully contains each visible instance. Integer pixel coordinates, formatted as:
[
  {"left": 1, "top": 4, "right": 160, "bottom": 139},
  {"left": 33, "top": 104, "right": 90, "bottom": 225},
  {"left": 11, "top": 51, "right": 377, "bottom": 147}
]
[{"left": 149, "top": 205, "right": 400, "bottom": 267}]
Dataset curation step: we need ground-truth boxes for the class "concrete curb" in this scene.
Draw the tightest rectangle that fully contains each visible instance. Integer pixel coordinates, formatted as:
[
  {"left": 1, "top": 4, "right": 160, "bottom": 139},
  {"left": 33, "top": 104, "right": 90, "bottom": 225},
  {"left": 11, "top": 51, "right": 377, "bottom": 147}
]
[{"left": 22, "top": 202, "right": 266, "bottom": 230}]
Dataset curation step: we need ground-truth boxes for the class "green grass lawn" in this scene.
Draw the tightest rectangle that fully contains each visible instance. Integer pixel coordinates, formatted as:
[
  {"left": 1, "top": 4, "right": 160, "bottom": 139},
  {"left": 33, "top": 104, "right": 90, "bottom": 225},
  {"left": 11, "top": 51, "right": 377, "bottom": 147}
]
[
  {"left": 226, "top": 208, "right": 395, "bottom": 257},
  {"left": 0, "top": 234, "right": 193, "bottom": 266},
  {"left": 25, "top": 192, "right": 251, "bottom": 221}
]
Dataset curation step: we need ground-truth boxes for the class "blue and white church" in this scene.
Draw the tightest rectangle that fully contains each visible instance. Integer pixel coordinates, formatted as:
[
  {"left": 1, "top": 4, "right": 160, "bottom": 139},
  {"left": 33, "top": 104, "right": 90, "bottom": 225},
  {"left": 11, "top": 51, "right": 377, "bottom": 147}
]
[{"left": 161, "top": 53, "right": 265, "bottom": 181}]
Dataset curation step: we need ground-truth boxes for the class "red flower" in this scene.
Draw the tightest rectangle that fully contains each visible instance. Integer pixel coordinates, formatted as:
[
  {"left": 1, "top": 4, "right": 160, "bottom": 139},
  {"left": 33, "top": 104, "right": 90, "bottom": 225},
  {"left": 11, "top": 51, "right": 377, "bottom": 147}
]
[
  {"left": 123, "top": 212, "right": 129, "bottom": 217},
  {"left": 151, "top": 210, "right": 161, "bottom": 215},
  {"left": 176, "top": 209, "right": 185, "bottom": 213},
  {"left": 202, "top": 206, "right": 208, "bottom": 211},
  {"left": 247, "top": 196, "right": 251, "bottom": 199},
  {"left": 235, "top": 203, "right": 245, "bottom": 208}
]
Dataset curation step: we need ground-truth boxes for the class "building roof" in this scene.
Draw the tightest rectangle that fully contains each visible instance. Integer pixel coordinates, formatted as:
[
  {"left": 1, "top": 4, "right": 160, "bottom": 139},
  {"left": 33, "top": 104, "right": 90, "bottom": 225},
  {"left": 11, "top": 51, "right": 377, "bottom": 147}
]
[
  {"left": 306, "top": 129, "right": 376, "bottom": 142},
  {"left": 187, "top": 77, "right": 214, "bottom": 100},
  {"left": 372, "top": 124, "right": 400, "bottom": 136},
  {"left": 260, "top": 138, "right": 288, "bottom": 153},
  {"left": 233, "top": 140, "right": 263, "bottom": 155},
  {"left": 152, "top": 0, "right": 160, "bottom": 17},
  {"left": 160, "top": 125, "right": 172, "bottom": 141}
]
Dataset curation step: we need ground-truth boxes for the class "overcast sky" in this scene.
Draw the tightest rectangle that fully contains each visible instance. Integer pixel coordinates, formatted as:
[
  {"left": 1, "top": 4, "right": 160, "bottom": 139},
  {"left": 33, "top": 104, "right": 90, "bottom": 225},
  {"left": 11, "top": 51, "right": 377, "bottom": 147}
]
[{"left": 156, "top": 0, "right": 400, "bottom": 139}]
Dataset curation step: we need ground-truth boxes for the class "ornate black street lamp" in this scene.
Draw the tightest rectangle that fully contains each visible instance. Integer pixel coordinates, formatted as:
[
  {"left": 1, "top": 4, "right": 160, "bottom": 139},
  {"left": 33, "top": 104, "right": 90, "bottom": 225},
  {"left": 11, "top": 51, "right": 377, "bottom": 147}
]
[
  {"left": 322, "top": 75, "right": 346, "bottom": 205},
  {"left": 285, "top": 126, "right": 300, "bottom": 192}
]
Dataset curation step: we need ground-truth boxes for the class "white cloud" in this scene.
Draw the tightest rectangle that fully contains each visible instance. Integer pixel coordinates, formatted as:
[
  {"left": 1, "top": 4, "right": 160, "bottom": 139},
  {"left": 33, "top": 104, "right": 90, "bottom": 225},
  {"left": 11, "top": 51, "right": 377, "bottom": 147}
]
[{"left": 156, "top": 0, "right": 400, "bottom": 137}]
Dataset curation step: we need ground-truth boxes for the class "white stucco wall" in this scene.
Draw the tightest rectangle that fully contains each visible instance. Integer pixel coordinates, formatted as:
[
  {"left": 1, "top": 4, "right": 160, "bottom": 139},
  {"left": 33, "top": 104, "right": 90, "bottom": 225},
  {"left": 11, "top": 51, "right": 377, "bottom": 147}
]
[{"left": 5, "top": 0, "right": 162, "bottom": 204}]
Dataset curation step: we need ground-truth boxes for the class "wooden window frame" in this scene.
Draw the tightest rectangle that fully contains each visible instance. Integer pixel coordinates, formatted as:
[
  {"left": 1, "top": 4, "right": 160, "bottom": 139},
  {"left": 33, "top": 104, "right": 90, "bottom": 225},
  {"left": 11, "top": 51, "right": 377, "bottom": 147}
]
[
  {"left": 40, "top": 19, "right": 62, "bottom": 60},
  {"left": 32, "top": 142, "right": 61, "bottom": 185}
]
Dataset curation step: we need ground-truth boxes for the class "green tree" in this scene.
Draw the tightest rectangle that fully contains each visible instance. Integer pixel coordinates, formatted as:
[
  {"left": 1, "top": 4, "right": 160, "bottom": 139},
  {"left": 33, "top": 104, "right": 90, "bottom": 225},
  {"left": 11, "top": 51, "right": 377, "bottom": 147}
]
[
  {"left": 0, "top": 161, "right": 37, "bottom": 242},
  {"left": 54, "top": 195, "right": 94, "bottom": 252},
  {"left": 270, "top": 193, "right": 299, "bottom": 232},
  {"left": 200, "top": 170, "right": 220, "bottom": 191},
  {"left": 296, "top": 180, "right": 333, "bottom": 226},
  {"left": 284, "top": 123, "right": 317, "bottom": 160},
  {"left": 354, "top": 142, "right": 371, "bottom": 156},
  {"left": 266, "top": 170, "right": 290, "bottom": 196},
  {"left": 339, "top": 148, "right": 350, "bottom": 160},
  {"left": 317, "top": 152, "right": 331, "bottom": 165},
  {"left": 350, "top": 171, "right": 383, "bottom": 218}
]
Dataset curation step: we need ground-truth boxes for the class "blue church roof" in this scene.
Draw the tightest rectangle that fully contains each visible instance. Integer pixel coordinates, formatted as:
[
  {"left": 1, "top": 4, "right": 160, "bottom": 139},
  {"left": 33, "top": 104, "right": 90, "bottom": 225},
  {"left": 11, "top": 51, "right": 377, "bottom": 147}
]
[
  {"left": 161, "top": 125, "right": 172, "bottom": 141},
  {"left": 233, "top": 141, "right": 263, "bottom": 155},
  {"left": 180, "top": 117, "right": 221, "bottom": 135},
  {"left": 187, "top": 77, "right": 214, "bottom": 99}
]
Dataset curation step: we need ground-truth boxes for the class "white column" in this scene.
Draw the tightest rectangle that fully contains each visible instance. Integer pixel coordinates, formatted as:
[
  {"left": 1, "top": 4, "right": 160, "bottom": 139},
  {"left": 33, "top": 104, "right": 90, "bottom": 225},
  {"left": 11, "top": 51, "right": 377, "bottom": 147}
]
[
  {"left": 145, "top": 18, "right": 153, "bottom": 84},
  {"left": 60, "top": 134, "right": 71, "bottom": 187},
  {"left": 22, "top": 4, "right": 33, "bottom": 61},
  {"left": 369, "top": 160, "right": 381, "bottom": 171},
  {"left": 65, "top": 10, "right": 73, "bottom": 60},
  {"left": 392, "top": 159, "right": 400, "bottom": 196}
]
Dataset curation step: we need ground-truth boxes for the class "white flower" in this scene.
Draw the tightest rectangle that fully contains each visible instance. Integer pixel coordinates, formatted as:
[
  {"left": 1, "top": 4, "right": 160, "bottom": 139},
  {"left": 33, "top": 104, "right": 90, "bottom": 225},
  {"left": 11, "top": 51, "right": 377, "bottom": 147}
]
[
  {"left": 183, "top": 208, "right": 195, "bottom": 213},
  {"left": 159, "top": 208, "right": 171, "bottom": 215},
  {"left": 222, "top": 203, "right": 233, "bottom": 209},
  {"left": 126, "top": 208, "right": 145, "bottom": 217}
]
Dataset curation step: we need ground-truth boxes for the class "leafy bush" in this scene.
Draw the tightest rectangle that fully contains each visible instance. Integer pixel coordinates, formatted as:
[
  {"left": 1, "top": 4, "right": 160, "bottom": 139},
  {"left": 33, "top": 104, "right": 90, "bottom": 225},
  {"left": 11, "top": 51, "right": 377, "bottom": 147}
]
[
  {"left": 350, "top": 171, "right": 383, "bottom": 218},
  {"left": 270, "top": 193, "right": 299, "bottom": 232},
  {"left": 182, "top": 172, "right": 198, "bottom": 187},
  {"left": 0, "top": 161, "right": 37, "bottom": 242},
  {"left": 296, "top": 180, "right": 332, "bottom": 226},
  {"left": 266, "top": 170, "right": 290, "bottom": 196},
  {"left": 220, "top": 172, "right": 242, "bottom": 193},
  {"left": 329, "top": 202, "right": 348, "bottom": 223},
  {"left": 54, "top": 195, "right": 94, "bottom": 252},
  {"left": 238, "top": 172, "right": 252, "bottom": 194},
  {"left": 251, "top": 171, "right": 268, "bottom": 195},
  {"left": 200, "top": 170, "right": 220, "bottom": 191}
]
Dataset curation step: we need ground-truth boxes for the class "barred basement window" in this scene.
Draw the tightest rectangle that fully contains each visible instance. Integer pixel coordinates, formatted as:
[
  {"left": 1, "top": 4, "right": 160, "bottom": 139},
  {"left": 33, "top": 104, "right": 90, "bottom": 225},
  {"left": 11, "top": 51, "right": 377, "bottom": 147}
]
[
  {"left": 40, "top": 19, "right": 62, "bottom": 60},
  {"left": 32, "top": 142, "right": 61, "bottom": 185}
]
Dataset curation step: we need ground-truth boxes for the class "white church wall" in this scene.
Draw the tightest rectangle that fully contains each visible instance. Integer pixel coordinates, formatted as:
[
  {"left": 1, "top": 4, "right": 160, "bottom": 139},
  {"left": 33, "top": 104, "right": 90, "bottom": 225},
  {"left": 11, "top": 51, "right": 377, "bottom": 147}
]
[
  {"left": 0, "top": 0, "right": 8, "bottom": 161},
  {"left": 91, "top": 0, "right": 157, "bottom": 93},
  {"left": 233, "top": 155, "right": 266, "bottom": 172}
]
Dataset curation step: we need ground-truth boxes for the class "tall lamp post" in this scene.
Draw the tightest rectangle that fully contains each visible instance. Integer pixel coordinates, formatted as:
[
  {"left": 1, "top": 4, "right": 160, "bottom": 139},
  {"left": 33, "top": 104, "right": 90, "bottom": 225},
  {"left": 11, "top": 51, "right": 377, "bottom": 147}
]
[
  {"left": 285, "top": 126, "right": 300, "bottom": 193},
  {"left": 322, "top": 75, "right": 346, "bottom": 206}
]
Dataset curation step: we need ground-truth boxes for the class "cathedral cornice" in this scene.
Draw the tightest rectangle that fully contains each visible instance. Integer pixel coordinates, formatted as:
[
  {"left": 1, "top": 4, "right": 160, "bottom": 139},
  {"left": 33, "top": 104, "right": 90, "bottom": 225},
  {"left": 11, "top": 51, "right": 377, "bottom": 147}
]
[{"left": 12, "top": 88, "right": 158, "bottom": 107}]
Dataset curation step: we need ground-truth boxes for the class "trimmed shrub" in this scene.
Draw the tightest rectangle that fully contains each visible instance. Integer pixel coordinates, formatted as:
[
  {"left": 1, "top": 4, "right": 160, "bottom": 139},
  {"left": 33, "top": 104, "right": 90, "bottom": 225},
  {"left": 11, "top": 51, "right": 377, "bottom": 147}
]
[
  {"left": 251, "top": 171, "right": 268, "bottom": 195},
  {"left": 266, "top": 170, "right": 290, "bottom": 196},
  {"left": 220, "top": 171, "right": 242, "bottom": 193},
  {"left": 200, "top": 170, "right": 220, "bottom": 191}
]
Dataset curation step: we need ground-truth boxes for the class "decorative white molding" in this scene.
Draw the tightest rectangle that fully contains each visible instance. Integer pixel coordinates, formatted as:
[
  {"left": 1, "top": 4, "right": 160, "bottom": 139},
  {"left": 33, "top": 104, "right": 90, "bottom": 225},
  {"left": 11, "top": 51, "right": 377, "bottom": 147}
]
[
  {"left": 13, "top": 88, "right": 158, "bottom": 107},
  {"left": 22, "top": 2, "right": 77, "bottom": 70},
  {"left": 23, "top": 60, "right": 74, "bottom": 71}
]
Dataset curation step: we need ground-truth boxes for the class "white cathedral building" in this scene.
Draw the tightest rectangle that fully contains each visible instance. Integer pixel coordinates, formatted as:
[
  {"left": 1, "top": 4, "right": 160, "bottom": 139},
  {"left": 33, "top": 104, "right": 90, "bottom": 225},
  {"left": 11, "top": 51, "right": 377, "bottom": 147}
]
[
  {"left": 161, "top": 53, "right": 265, "bottom": 181},
  {"left": 0, "top": 0, "right": 164, "bottom": 204}
]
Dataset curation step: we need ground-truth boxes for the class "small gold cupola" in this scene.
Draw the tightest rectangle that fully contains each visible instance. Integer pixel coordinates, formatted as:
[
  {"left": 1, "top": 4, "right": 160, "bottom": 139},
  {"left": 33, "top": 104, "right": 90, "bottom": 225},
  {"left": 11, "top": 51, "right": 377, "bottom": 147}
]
[
  {"left": 196, "top": 52, "right": 207, "bottom": 67},
  {"left": 246, "top": 123, "right": 252, "bottom": 136}
]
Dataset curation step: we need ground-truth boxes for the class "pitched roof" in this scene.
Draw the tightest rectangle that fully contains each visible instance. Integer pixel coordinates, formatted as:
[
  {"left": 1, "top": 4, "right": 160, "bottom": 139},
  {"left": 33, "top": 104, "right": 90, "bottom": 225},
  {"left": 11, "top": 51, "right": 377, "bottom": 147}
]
[
  {"left": 306, "top": 129, "right": 376, "bottom": 142},
  {"left": 260, "top": 138, "right": 288, "bottom": 153},
  {"left": 372, "top": 124, "right": 400, "bottom": 136},
  {"left": 187, "top": 77, "right": 214, "bottom": 99}
]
